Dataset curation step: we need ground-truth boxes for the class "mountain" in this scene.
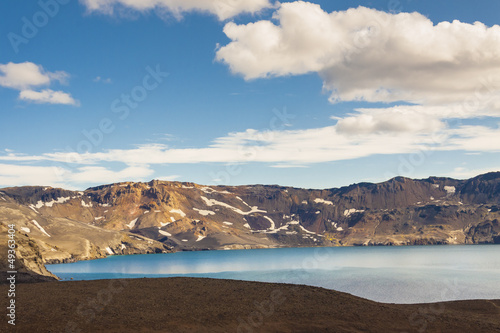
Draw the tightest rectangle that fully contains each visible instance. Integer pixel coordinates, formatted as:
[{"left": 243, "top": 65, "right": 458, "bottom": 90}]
[{"left": 1, "top": 172, "right": 499, "bottom": 281}]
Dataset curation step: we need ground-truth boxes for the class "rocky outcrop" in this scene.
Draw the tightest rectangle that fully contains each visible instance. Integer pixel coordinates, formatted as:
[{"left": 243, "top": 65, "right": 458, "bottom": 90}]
[
  {"left": 0, "top": 224, "right": 57, "bottom": 283},
  {"left": 0, "top": 192, "right": 172, "bottom": 282},
  {"left": 465, "top": 219, "right": 500, "bottom": 244}
]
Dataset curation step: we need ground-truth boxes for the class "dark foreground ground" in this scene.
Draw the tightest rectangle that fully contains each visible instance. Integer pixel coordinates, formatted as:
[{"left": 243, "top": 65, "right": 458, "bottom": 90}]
[{"left": 1, "top": 277, "right": 500, "bottom": 332}]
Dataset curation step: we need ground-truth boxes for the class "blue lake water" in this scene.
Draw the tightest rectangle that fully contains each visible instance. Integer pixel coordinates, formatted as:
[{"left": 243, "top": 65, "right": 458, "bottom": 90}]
[{"left": 46, "top": 245, "right": 500, "bottom": 304}]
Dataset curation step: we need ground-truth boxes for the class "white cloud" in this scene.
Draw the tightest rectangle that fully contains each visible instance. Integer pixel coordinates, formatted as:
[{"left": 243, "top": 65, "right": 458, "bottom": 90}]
[
  {"left": 2, "top": 113, "right": 500, "bottom": 169},
  {"left": 214, "top": 2, "right": 500, "bottom": 163},
  {"left": 335, "top": 108, "right": 445, "bottom": 135},
  {"left": 1, "top": 120, "right": 499, "bottom": 187},
  {"left": 446, "top": 125, "right": 500, "bottom": 152},
  {"left": 81, "top": 0, "right": 275, "bottom": 20},
  {"left": 448, "top": 167, "right": 500, "bottom": 179},
  {"left": 0, "top": 163, "right": 154, "bottom": 189},
  {"left": 216, "top": 3, "right": 500, "bottom": 105},
  {"left": 0, "top": 164, "right": 67, "bottom": 188},
  {"left": 0, "top": 124, "right": 482, "bottom": 166},
  {"left": 0, "top": 62, "right": 78, "bottom": 106},
  {"left": 64, "top": 165, "right": 154, "bottom": 184},
  {"left": 2, "top": 3, "right": 500, "bottom": 184},
  {"left": 93, "top": 76, "right": 112, "bottom": 84},
  {"left": 270, "top": 164, "right": 308, "bottom": 168},
  {"left": 0, "top": 62, "right": 68, "bottom": 90},
  {"left": 19, "top": 89, "right": 79, "bottom": 106},
  {"left": 156, "top": 175, "right": 181, "bottom": 181}
]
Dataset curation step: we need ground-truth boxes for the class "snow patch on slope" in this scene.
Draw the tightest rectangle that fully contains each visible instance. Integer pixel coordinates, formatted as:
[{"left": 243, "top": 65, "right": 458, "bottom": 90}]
[
  {"left": 44, "top": 197, "right": 71, "bottom": 207},
  {"left": 444, "top": 186, "right": 456, "bottom": 194},
  {"left": 193, "top": 208, "right": 215, "bottom": 216},
  {"left": 200, "top": 187, "right": 216, "bottom": 194},
  {"left": 314, "top": 198, "right": 334, "bottom": 205},
  {"left": 31, "top": 197, "right": 71, "bottom": 209},
  {"left": 344, "top": 208, "right": 364, "bottom": 217},
  {"left": 263, "top": 216, "right": 275, "bottom": 229},
  {"left": 200, "top": 186, "right": 232, "bottom": 195},
  {"left": 170, "top": 209, "right": 186, "bottom": 217},
  {"left": 201, "top": 196, "right": 266, "bottom": 215},
  {"left": 236, "top": 196, "right": 251, "bottom": 208},
  {"left": 81, "top": 200, "right": 93, "bottom": 208},
  {"left": 126, "top": 218, "right": 138, "bottom": 229},
  {"left": 159, "top": 230, "right": 171, "bottom": 237},
  {"left": 28, "top": 205, "right": 39, "bottom": 214},
  {"left": 31, "top": 220, "right": 50, "bottom": 237},
  {"left": 299, "top": 225, "right": 317, "bottom": 235}
]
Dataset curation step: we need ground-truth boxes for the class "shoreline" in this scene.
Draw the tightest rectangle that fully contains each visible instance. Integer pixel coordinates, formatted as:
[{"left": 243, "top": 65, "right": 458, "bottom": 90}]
[
  {"left": 2, "top": 277, "right": 500, "bottom": 332},
  {"left": 45, "top": 241, "right": 499, "bottom": 266}
]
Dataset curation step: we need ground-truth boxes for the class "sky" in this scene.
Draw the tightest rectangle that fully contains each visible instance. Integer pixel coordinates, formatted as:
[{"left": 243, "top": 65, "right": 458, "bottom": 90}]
[{"left": 0, "top": 0, "right": 499, "bottom": 190}]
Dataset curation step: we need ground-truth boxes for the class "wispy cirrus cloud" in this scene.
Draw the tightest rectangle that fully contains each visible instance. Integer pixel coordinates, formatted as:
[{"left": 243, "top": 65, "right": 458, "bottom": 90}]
[
  {"left": 2, "top": 121, "right": 500, "bottom": 167},
  {"left": 19, "top": 89, "right": 80, "bottom": 105},
  {"left": 80, "top": 0, "right": 276, "bottom": 20},
  {"left": 1, "top": 116, "right": 500, "bottom": 188},
  {"left": 93, "top": 76, "right": 112, "bottom": 84},
  {"left": 0, "top": 163, "right": 155, "bottom": 189}
]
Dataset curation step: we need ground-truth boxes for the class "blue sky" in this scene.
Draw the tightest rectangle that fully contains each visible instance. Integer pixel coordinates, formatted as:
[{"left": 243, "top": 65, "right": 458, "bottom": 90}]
[{"left": 1, "top": 0, "right": 499, "bottom": 190}]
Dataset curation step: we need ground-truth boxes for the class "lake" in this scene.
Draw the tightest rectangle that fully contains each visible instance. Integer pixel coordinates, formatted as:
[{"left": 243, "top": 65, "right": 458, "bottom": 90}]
[{"left": 46, "top": 245, "right": 500, "bottom": 304}]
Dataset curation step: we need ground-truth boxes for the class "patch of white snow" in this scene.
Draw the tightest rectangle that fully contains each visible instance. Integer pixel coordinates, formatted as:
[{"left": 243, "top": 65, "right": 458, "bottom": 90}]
[
  {"left": 170, "top": 209, "right": 186, "bottom": 217},
  {"left": 31, "top": 220, "right": 50, "bottom": 237},
  {"left": 193, "top": 208, "right": 215, "bottom": 216},
  {"left": 314, "top": 198, "right": 333, "bottom": 205},
  {"left": 444, "top": 186, "right": 456, "bottom": 194},
  {"left": 126, "top": 218, "right": 138, "bottom": 229}
]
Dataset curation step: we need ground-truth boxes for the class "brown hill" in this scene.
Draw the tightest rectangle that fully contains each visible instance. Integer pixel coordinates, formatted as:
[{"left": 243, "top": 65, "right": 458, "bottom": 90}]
[{"left": 1, "top": 277, "right": 499, "bottom": 332}]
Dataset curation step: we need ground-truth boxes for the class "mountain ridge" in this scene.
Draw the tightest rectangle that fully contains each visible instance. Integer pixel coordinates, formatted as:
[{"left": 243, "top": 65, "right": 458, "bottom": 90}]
[{"left": 1, "top": 172, "right": 499, "bottom": 282}]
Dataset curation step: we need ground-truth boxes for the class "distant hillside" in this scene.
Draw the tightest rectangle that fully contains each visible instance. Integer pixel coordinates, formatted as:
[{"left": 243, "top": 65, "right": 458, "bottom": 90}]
[{"left": 1, "top": 172, "right": 499, "bottom": 281}]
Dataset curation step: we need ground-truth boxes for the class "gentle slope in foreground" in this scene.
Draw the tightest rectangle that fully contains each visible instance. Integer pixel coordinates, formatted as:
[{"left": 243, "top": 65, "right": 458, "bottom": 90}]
[{"left": 2, "top": 277, "right": 499, "bottom": 332}]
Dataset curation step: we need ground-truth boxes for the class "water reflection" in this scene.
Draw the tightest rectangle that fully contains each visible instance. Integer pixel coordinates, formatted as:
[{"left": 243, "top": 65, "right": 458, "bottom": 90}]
[{"left": 46, "top": 245, "right": 500, "bottom": 303}]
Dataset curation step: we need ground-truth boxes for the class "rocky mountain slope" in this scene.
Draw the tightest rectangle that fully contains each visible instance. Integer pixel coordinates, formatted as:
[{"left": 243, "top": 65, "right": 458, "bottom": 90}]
[
  {"left": 1, "top": 172, "right": 499, "bottom": 281},
  {"left": 0, "top": 223, "right": 57, "bottom": 283}
]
